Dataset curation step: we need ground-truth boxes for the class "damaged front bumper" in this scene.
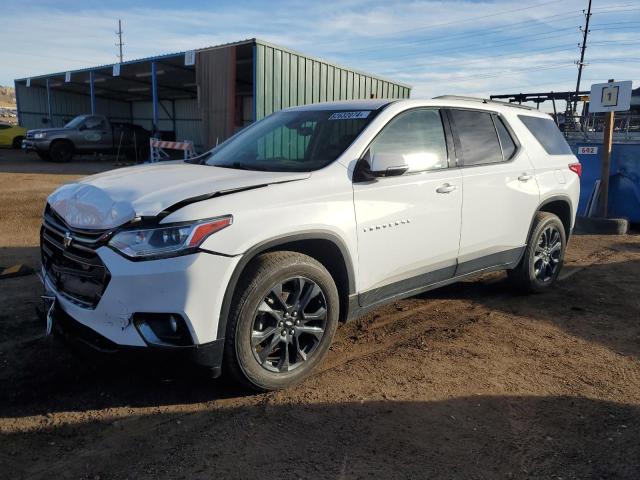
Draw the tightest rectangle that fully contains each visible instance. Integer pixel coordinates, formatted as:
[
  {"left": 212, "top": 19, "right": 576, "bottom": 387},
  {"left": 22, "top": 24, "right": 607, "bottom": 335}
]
[
  {"left": 49, "top": 303, "right": 225, "bottom": 374},
  {"left": 40, "top": 247, "right": 240, "bottom": 373}
]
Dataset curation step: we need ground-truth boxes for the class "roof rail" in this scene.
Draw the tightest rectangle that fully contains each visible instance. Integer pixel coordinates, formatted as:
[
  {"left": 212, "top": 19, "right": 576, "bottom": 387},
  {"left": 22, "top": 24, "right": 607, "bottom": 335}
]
[{"left": 433, "top": 95, "right": 537, "bottom": 111}]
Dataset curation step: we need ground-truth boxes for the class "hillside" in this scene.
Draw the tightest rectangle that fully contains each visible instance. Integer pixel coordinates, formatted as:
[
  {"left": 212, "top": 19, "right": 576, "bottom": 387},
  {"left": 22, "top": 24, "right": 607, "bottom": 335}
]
[{"left": 0, "top": 86, "right": 16, "bottom": 108}]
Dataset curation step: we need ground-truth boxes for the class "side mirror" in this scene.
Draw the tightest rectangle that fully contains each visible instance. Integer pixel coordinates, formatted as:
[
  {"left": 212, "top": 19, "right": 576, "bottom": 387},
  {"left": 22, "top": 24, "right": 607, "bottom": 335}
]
[{"left": 367, "top": 152, "right": 409, "bottom": 177}]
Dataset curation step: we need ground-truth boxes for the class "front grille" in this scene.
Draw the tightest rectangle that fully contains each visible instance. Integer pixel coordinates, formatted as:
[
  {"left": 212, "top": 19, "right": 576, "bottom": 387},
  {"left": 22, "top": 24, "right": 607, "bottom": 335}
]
[
  {"left": 40, "top": 205, "right": 112, "bottom": 309},
  {"left": 26, "top": 131, "right": 34, "bottom": 140}
]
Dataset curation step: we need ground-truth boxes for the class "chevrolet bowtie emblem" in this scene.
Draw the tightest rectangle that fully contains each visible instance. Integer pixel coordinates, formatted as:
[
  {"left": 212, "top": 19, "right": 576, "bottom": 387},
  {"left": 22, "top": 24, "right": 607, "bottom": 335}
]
[{"left": 63, "top": 232, "right": 73, "bottom": 249}]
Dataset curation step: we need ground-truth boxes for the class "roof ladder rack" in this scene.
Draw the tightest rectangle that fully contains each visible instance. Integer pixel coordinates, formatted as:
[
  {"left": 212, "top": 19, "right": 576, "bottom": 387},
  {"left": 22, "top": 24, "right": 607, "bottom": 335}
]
[{"left": 433, "top": 95, "right": 537, "bottom": 111}]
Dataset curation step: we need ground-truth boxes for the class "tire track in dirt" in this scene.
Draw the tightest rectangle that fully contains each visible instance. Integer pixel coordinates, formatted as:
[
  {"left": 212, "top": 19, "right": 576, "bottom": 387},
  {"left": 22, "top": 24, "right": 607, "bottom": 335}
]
[{"left": 314, "top": 242, "right": 620, "bottom": 380}]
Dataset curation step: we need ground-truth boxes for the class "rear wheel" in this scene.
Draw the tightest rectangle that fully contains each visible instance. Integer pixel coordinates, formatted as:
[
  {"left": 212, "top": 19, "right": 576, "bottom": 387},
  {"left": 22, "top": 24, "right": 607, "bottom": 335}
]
[
  {"left": 224, "top": 251, "right": 339, "bottom": 391},
  {"left": 12, "top": 136, "right": 24, "bottom": 149},
  {"left": 508, "top": 212, "right": 567, "bottom": 292},
  {"left": 49, "top": 141, "right": 74, "bottom": 163}
]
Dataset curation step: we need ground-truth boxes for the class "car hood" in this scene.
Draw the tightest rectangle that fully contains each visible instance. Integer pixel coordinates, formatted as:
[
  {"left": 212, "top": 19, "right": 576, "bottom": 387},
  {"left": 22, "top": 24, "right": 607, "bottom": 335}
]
[
  {"left": 48, "top": 161, "right": 311, "bottom": 230},
  {"left": 28, "top": 128, "right": 68, "bottom": 136}
]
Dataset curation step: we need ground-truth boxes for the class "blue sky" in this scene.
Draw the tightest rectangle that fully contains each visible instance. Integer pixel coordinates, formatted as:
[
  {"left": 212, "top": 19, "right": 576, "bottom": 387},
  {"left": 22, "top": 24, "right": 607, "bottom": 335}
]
[{"left": 2, "top": 0, "right": 638, "bottom": 109}]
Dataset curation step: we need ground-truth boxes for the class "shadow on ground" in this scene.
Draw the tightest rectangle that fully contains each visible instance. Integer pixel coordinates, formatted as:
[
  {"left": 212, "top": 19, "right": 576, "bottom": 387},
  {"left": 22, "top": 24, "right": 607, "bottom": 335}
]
[
  {"left": 1, "top": 249, "right": 640, "bottom": 418},
  {"left": 0, "top": 149, "right": 124, "bottom": 176},
  {"left": 419, "top": 256, "right": 640, "bottom": 361},
  {"left": 2, "top": 396, "right": 639, "bottom": 479}
]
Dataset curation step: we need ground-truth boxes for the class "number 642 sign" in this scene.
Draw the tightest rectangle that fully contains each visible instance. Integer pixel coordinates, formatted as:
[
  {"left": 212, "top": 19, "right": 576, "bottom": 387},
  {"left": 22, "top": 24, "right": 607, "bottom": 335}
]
[{"left": 578, "top": 146, "right": 598, "bottom": 155}]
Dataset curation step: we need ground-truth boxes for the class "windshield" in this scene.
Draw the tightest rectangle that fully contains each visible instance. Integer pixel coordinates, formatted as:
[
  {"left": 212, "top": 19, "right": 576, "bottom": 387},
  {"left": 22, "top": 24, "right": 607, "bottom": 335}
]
[
  {"left": 203, "top": 109, "right": 378, "bottom": 172},
  {"left": 64, "top": 115, "right": 89, "bottom": 129}
]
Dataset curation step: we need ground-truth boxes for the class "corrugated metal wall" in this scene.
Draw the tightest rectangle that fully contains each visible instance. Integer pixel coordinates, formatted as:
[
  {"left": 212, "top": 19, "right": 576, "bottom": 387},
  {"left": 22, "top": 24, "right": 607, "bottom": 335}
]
[
  {"left": 254, "top": 41, "right": 411, "bottom": 121},
  {"left": 174, "top": 99, "right": 203, "bottom": 149},
  {"left": 15, "top": 84, "right": 130, "bottom": 129},
  {"left": 15, "top": 39, "right": 410, "bottom": 153},
  {"left": 130, "top": 99, "right": 203, "bottom": 148}
]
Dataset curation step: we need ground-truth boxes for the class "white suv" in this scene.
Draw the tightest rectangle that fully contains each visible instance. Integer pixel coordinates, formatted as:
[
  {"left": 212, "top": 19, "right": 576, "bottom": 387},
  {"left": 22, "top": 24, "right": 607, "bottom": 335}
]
[{"left": 41, "top": 97, "right": 580, "bottom": 390}]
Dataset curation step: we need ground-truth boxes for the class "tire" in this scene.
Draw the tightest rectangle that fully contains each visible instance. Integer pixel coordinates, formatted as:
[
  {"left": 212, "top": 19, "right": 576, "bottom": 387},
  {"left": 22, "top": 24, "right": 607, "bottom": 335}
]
[
  {"left": 12, "top": 136, "right": 24, "bottom": 149},
  {"left": 508, "top": 212, "right": 567, "bottom": 293},
  {"left": 574, "top": 216, "right": 628, "bottom": 235},
  {"left": 224, "top": 251, "right": 340, "bottom": 391},
  {"left": 49, "top": 141, "right": 74, "bottom": 163}
]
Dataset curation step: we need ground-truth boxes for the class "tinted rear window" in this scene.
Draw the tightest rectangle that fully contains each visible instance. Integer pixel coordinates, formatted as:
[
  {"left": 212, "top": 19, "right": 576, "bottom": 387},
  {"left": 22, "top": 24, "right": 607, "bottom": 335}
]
[
  {"left": 450, "top": 110, "right": 503, "bottom": 166},
  {"left": 518, "top": 115, "right": 572, "bottom": 155},
  {"left": 494, "top": 116, "right": 517, "bottom": 160}
]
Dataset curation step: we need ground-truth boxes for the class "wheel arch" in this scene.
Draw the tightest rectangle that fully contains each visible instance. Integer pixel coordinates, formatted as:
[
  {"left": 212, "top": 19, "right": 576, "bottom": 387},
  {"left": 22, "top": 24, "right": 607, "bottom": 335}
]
[
  {"left": 537, "top": 195, "right": 573, "bottom": 238},
  {"left": 217, "top": 231, "right": 356, "bottom": 340},
  {"left": 12, "top": 135, "right": 24, "bottom": 149},
  {"left": 513, "top": 195, "right": 574, "bottom": 270},
  {"left": 49, "top": 137, "right": 75, "bottom": 151}
]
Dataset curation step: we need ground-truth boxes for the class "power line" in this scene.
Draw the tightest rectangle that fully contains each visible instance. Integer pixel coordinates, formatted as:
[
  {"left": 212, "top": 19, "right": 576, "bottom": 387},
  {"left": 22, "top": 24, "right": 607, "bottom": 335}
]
[
  {"left": 311, "top": 0, "right": 565, "bottom": 49},
  {"left": 339, "top": 9, "right": 583, "bottom": 56},
  {"left": 360, "top": 29, "right": 580, "bottom": 63},
  {"left": 377, "top": 38, "right": 640, "bottom": 77}
]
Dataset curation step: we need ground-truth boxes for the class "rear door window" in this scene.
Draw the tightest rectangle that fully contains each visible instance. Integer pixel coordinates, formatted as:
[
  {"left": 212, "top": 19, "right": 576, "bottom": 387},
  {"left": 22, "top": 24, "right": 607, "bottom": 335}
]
[
  {"left": 518, "top": 115, "right": 572, "bottom": 155},
  {"left": 449, "top": 109, "right": 503, "bottom": 166},
  {"left": 494, "top": 116, "right": 517, "bottom": 160}
]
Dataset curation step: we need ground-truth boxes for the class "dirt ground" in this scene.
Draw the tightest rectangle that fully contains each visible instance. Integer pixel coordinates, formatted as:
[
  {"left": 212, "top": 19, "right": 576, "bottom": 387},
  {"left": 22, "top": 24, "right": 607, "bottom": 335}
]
[{"left": 1, "top": 149, "right": 639, "bottom": 479}]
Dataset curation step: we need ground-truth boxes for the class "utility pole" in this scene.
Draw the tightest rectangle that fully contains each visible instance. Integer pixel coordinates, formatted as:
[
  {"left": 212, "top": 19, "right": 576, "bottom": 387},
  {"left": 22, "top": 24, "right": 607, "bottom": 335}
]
[
  {"left": 116, "top": 19, "right": 124, "bottom": 63},
  {"left": 573, "top": 0, "right": 592, "bottom": 113},
  {"left": 598, "top": 79, "right": 616, "bottom": 218}
]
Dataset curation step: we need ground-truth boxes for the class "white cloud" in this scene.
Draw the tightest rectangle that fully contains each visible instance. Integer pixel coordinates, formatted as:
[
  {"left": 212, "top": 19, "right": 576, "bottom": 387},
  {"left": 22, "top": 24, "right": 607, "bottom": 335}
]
[{"left": 1, "top": 0, "right": 637, "bottom": 111}]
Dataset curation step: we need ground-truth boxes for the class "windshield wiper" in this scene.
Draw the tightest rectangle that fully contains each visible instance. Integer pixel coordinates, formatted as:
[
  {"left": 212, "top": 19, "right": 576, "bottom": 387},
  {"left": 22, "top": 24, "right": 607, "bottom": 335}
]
[{"left": 214, "top": 162, "right": 272, "bottom": 171}]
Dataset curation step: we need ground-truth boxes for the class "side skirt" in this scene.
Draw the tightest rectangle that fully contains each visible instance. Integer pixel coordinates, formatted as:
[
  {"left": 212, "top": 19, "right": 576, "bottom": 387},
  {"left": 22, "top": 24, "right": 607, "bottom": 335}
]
[{"left": 346, "top": 247, "right": 524, "bottom": 322}]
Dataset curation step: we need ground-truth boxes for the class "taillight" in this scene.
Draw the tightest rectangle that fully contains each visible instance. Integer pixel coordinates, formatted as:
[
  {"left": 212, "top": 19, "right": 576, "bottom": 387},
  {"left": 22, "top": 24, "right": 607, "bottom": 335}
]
[{"left": 569, "top": 162, "right": 582, "bottom": 177}]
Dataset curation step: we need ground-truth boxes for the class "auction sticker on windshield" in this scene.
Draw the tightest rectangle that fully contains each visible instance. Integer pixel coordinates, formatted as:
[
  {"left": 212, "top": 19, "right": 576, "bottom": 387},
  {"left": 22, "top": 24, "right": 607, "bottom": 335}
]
[{"left": 329, "top": 111, "right": 371, "bottom": 120}]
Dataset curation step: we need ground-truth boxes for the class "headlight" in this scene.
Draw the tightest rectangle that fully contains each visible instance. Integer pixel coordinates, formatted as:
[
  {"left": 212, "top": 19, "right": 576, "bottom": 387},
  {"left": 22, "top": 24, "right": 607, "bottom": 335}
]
[
  {"left": 108, "top": 215, "right": 232, "bottom": 259},
  {"left": 34, "top": 132, "right": 47, "bottom": 139}
]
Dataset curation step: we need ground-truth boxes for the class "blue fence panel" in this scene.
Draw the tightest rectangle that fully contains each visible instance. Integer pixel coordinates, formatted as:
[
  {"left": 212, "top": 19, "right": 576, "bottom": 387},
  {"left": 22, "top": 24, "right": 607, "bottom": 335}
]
[{"left": 571, "top": 141, "right": 640, "bottom": 222}]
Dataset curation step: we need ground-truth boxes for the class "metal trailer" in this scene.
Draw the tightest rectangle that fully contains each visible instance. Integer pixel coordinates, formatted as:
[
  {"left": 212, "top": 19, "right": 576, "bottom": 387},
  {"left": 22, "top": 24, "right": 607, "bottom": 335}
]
[{"left": 14, "top": 39, "right": 411, "bottom": 152}]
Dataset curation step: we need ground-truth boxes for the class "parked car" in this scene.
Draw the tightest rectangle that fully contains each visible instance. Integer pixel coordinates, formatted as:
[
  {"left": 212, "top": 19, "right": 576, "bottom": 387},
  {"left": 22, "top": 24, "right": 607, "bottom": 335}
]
[
  {"left": 0, "top": 122, "right": 27, "bottom": 149},
  {"left": 40, "top": 97, "right": 580, "bottom": 390},
  {"left": 23, "top": 114, "right": 150, "bottom": 162}
]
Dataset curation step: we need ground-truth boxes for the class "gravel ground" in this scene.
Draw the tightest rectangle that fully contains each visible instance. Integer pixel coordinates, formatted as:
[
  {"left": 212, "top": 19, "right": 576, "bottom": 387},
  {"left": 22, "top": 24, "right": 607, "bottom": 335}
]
[{"left": 1, "top": 150, "right": 639, "bottom": 479}]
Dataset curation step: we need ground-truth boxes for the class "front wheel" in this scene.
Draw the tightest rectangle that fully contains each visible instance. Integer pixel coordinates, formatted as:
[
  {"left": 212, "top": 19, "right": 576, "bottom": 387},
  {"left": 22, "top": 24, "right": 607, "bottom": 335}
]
[
  {"left": 508, "top": 212, "right": 567, "bottom": 292},
  {"left": 224, "top": 251, "right": 339, "bottom": 391},
  {"left": 12, "top": 136, "right": 24, "bottom": 149},
  {"left": 49, "top": 141, "right": 74, "bottom": 163}
]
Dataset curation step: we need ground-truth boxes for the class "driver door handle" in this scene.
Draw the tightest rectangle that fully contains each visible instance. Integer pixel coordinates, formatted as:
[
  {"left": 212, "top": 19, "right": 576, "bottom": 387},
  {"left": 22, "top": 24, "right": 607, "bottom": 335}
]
[
  {"left": 518, "top": 173, "right": 533, "bottom": 182},
  {"left": 436, "top": 183, "right": 457, "bottom": 194}
]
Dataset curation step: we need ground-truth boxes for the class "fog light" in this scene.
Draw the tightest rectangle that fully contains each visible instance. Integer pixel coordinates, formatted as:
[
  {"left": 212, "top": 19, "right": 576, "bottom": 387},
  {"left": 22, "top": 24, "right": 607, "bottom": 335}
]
[
  {"left": 133, "top": 313, "right": 193, "bottom": 347},
  {"left": 169, "top": 315, "right": 178, "bottom": 333}
]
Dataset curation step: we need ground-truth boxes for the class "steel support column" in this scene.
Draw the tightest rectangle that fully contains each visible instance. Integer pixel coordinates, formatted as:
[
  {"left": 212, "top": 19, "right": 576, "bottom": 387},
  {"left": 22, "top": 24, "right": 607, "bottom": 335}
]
[
  {"left": 89, "top": 71, "right": 96, "bottom": 114},
  {"left": 252, "top": 43, "right": 257, "bottom": 122},
  {"left": 14, "top": 80, "right": 22, "bottom": 126},
  {"left": 151, "top": 61, "right": 159, "bottom": 136},
  {"left": 46, "top": 78, "right": 53, "bottom": 125}
]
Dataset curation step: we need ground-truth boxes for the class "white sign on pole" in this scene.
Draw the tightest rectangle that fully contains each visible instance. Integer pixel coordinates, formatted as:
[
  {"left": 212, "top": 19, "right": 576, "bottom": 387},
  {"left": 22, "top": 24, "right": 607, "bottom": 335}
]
[
  {"left": 65, "top": 71, "right": 71, "bottom": 82},
  {"left": 113, "top": 63, "right": 120, "bottom": 77},
  {"left": 185, "top": 50, "right": 195, "bottom": 66},
  {"left": 589, "top": 81, "right": 633, "bottom": 113},
  {"left": 26, "top": 78, "right": 31, "bottom": 87}
]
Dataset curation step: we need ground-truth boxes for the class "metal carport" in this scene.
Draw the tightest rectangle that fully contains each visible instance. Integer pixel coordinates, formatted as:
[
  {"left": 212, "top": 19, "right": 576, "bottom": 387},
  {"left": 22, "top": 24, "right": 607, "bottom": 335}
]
[{"left": 15, "top": 39, "right": 411, "bottom": 152}]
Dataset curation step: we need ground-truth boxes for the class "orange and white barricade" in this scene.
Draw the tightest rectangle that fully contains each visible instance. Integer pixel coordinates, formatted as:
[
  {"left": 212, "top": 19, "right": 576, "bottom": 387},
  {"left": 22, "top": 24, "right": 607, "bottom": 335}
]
[{"left": 149, "top": 138, "right": 196, "bottom": 162}]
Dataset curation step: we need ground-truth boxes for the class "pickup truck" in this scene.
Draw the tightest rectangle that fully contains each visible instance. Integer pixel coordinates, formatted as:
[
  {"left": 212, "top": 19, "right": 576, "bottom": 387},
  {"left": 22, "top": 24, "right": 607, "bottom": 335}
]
[{"left": 23, "top": 114, "right": 150, "bottom": 162}]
